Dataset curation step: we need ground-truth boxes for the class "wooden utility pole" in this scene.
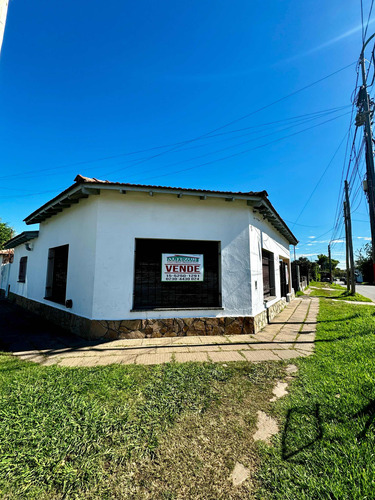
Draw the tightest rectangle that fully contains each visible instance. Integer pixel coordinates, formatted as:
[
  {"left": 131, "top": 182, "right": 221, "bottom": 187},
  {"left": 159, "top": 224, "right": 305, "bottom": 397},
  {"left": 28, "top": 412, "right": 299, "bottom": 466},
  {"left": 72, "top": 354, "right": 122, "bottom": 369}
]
[
  {"left": 357, "top": 33, "right": 375, "bottom": 282},
  {"left": 328, "top": 244, "right": 332, "bottom": 283},
  {"left": 344, "top": 180, "right": 356, "bottom": 294},
  {"left": 344, "top": 201, "right": 350, "bottom": 293}
]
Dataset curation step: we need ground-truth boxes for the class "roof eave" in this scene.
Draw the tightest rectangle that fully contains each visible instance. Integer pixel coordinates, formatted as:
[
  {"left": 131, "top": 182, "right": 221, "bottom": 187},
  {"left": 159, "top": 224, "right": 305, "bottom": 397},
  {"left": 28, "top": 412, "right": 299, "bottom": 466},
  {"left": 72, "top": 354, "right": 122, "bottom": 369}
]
[
  {"left": 3, "top": 231, "right": 39, "bottom": 250},
  {"left": 23, "top": 179, "right": 297, "bottom": 246},
  {"left": 249, "top": 199, "right": 298, "bottom": 246},
  {"left": 24, "top": 181, "right": 267, "bottom": 225}
]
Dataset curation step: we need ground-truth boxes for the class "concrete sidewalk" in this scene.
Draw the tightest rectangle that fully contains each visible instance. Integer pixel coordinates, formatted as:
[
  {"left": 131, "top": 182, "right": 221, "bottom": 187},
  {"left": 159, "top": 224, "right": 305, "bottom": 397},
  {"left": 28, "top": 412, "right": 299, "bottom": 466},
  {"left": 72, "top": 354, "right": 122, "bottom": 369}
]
[{"left": 12, "top": 297, "right": 319, "bottom": 367}]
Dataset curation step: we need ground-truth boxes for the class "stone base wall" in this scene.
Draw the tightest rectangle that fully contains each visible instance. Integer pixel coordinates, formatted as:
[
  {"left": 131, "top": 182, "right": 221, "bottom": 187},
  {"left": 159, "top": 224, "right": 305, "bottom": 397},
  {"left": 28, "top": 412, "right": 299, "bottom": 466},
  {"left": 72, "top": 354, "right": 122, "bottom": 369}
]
[
  {"left": 253, "top": 309, "right": 268, "bottom": 333},
  {"left": 90, "top": 316, "right": 256, "bottom": 340},
  {"left": 267, "top": 298, "right": 287, "bottom": 322},
  {"left": 7, "top": 293, "right": 255, "bottom": 340},
  {"left": 8, "top": 293, "right": 290, "bottom": 341}
]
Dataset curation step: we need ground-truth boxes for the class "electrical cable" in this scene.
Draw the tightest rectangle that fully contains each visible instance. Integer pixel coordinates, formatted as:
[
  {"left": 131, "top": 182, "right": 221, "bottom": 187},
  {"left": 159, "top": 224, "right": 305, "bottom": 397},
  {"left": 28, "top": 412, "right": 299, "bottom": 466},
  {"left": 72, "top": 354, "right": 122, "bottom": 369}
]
[
  {"left": 361, "top": 0, "right": 365, "bottom": 43},
  {"left": 111, "top": 110, "right": 351, "bottom": 180},
  {"left": 290, "top": 129, "right": 350, "bottom": 230},
  {"left": 331, "top": 66, "right": 360, "bottom": 244},
  {"left": 98, "top": 63, "right": 357, "bottom": 177},
  {"left": 0, "top": 105, "right": 350, "bottom": 183},
  {"left": 364, "top": 0, "right": 375, "bottom": 41},
  {"left": 136, "top": 112, "right": 351, "bottom": 184}
]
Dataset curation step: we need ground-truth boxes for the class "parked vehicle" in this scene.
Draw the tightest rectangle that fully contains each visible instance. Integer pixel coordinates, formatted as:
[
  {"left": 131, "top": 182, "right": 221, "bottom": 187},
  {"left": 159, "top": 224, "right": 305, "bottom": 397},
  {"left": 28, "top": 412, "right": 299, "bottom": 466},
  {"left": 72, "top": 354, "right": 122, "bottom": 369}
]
[{"left": 321, "top": 272, "right": 331, "bottom": 283}]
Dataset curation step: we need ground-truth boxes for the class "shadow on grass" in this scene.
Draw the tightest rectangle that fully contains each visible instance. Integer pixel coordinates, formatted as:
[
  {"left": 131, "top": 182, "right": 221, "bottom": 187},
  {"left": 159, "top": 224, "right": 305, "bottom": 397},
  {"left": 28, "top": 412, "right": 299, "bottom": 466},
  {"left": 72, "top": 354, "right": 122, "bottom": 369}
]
[
  {"left": 281, "top": 398, "right": 375, "bottom": 462},
  {"left": 353, "top": 399, "right": 375, "bottom": 441},
  {"left": 282, "top": 404, "right": 323, "bottom": 460}
]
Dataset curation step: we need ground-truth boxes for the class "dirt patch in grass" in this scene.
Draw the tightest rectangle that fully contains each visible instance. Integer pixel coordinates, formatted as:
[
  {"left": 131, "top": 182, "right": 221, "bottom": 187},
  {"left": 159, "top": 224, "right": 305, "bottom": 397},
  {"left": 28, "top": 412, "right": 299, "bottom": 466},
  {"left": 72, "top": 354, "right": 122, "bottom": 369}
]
[
  {"left": 0, "top": 352, "right": 287, "bottom": 499},
  {"left": 90, "top": 363, "right": 284, "bottom": 499}
]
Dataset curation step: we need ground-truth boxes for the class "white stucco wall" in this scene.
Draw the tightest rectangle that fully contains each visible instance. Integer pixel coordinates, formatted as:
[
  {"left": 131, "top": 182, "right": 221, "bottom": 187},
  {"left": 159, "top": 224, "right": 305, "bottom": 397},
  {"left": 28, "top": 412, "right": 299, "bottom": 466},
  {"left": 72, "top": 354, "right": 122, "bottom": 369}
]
[
  {"left": 7, "top": 196, "right": 99, "bottom": 318},
  {"left": 6, "top": 189, "right": 292, "bottom": 321},
  {"left": 92, "top": 191, "right": 253, "bottom": 320},
  {"left": 0, "top": 260, "right": 11, "bottom": 295},
  {"left": 249, "top": 212, "right": 291, "bottom": 317}
]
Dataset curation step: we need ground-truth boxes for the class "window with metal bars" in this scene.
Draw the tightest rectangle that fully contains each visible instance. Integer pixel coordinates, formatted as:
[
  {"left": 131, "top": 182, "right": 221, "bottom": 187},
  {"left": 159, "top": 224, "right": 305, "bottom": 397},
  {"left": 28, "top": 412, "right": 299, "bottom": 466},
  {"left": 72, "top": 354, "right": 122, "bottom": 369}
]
[{"left": 133, "top": 239, "right": 221, "bottom": 310}]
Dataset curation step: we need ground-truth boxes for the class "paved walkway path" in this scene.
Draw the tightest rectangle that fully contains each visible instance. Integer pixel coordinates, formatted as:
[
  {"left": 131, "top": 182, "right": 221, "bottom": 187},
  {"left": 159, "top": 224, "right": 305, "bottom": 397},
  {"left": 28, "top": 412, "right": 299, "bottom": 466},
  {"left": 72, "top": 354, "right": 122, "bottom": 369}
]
[
  {"left": 10, "top": 297, "right": 319, "bottom": 367},
  {"left": 332, "top": 299, "right": 375, "bottom": 305}
]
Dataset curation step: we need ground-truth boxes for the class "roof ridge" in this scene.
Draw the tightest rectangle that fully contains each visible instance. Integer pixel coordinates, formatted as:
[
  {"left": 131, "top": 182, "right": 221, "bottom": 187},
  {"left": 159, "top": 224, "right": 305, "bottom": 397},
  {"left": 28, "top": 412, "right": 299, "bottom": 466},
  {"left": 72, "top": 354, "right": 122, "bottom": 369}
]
[{"left": 73, "top": 174, "right": 268, "bottom": 196}]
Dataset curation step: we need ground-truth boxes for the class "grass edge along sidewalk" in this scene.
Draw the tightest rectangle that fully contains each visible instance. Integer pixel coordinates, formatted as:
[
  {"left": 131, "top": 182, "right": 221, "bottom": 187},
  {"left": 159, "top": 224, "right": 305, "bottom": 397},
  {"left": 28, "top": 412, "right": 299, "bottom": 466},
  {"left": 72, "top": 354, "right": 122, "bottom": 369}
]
[
  {"left": 0, "top": 295, "right": 314, "bottom": 499},
  {"left": 307, "top": 281, "right": 372, "bottom": 302},
  {"left": 257, "top": 297, "right": 375, "bottom": 499}
]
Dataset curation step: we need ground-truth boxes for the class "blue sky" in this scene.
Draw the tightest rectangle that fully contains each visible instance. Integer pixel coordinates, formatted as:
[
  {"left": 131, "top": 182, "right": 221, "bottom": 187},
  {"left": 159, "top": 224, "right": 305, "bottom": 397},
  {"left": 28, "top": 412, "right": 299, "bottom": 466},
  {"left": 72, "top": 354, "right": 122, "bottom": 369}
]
[{"left": 0, "top": 0, "right": 373, "bottom": 266}]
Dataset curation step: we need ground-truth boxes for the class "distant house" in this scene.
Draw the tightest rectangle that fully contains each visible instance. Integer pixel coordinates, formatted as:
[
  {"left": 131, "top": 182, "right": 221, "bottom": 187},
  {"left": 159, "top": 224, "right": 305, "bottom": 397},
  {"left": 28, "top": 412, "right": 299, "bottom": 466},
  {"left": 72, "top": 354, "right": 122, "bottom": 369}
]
[
  {"left": 2, "top": 175, "right": 298, "bottom": 340},
  {"left": 0, "top": 248, "right": 13, "bottom": 297}
]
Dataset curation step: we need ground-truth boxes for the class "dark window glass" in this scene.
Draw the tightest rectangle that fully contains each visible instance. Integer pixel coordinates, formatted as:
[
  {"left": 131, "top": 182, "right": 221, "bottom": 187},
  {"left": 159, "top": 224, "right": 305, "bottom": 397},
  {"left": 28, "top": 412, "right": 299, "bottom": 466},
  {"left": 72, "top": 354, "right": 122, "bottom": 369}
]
[
  {"left": 279, "top": 260, "right": 288, "bottom": 297},
  {"left": 133, "top": 239, "right": 221, "bottom": 309},
  {"left": 45, "top": 245, "right": 69, "bottom": 304},
  {"left": 262, "top": 249, "right": 275, "bottom": 298},
  {"left": 18, "top": 256, "right": 27, "bottom": 283}
]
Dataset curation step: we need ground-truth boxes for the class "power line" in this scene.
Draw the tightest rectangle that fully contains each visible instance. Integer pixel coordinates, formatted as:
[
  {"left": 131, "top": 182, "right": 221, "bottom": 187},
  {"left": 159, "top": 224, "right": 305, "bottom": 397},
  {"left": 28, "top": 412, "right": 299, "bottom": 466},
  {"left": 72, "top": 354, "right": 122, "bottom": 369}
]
[
  {"left": 7, "top": 61, "right": 353, "bottom": 184},
  {"left": 0, "top": 106, "right": 350, "bottom": 183},
  {"left": 99, "top": 62, "right": 357, "bottom": 177},
  {"left": 364, "top": 0, "right": 375, "bottom": 40},
  {"left": 137, "top": 112, "right": 351, "bottom": 183},
  {"left": 114, "top": 110, "right": 350, "bottom": 180},
  {"left": 283, "top": 220, "right": 320, "bottom": 228},
  {"left": 331, "top": 67, "right": 361, "bottom": 244},
  {"left": 103, "top": 107, "right": 349, "bottom": 178},
  {"left": 0, "top": 62, "right": 357, "bottom": 203},
  {"left": 291, "top": 129, "right": 350, "bottom": 230},
  {"left": 361, "top": 0, "right": 365, "bottom": 43}
]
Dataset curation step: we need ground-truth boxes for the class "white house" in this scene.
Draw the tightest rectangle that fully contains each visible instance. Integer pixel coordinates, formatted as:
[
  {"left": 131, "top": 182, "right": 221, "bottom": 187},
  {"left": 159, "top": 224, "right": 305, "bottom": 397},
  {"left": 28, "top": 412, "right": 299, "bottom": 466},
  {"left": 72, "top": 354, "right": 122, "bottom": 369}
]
[
  {"left": 0, "top": 249, "right": 13, "bottom": 297},
  {"left": 2, "top": 175, "right": 298, "bottom": 340}
]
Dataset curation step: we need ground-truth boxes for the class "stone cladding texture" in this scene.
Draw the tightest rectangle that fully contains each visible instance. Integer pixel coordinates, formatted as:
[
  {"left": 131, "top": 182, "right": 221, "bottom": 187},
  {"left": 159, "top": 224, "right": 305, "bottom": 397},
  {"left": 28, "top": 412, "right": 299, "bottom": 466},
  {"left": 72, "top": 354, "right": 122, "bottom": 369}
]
[{"left": 8, "top": 292, "right": 287, "bottom": 340}]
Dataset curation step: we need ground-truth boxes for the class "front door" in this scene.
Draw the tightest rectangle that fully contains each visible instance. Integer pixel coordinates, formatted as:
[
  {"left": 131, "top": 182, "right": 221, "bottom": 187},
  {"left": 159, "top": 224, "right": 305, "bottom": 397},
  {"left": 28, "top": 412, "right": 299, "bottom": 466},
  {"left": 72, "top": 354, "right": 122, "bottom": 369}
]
[{"left": 279, "top": 260, "right": 288, "bottom": 298}]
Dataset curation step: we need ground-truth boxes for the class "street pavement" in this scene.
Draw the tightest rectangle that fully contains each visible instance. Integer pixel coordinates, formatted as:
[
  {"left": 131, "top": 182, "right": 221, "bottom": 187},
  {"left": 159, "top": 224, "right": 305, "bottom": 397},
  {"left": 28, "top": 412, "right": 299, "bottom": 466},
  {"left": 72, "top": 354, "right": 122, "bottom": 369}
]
[
  {"left": 0, "top": 297, "right": 318, "bottom": 367},
  {"left": 355, "top": 285, "right": 375, "bottom": 302},
  {"left": 336, "top": 281, "right": 375, "bottom": 302}
]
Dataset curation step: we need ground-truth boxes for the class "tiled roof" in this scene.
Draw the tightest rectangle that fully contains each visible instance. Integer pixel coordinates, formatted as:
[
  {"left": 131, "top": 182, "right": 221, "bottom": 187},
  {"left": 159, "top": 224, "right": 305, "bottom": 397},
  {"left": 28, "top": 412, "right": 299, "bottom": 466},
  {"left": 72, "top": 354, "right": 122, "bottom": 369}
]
[{"left": 73, "top": 175, "right": 268, "bottom": 198}]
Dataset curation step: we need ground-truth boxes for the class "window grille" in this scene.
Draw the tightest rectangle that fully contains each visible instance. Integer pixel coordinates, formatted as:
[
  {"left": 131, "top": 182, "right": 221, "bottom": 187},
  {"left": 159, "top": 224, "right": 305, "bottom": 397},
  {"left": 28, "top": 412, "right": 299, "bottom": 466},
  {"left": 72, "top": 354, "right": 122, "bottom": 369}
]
[
  {"left": 262, "top": 249, "right": 275, "bottom": 298},
  {"left": 133, "top": 239, "right": 221, "bottom": 309}
]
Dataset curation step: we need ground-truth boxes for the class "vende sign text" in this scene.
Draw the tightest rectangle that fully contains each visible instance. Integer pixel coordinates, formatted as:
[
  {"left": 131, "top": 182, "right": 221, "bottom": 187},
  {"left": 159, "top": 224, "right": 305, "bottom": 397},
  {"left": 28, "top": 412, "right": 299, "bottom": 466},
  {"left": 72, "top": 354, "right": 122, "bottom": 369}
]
[{"left": 161, "top": 254, "right": 204, "bottom": 282}]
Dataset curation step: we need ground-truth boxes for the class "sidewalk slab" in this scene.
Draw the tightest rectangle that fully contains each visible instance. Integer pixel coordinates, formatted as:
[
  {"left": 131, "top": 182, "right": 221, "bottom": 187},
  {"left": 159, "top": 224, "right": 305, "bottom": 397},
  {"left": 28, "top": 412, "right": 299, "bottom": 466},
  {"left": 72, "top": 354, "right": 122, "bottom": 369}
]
[
  {"left": 4, "top": 296, "right": 318, "bottom": 367},
  {"left": 208, "top": 351, "right": 245, "bottom": 362}
]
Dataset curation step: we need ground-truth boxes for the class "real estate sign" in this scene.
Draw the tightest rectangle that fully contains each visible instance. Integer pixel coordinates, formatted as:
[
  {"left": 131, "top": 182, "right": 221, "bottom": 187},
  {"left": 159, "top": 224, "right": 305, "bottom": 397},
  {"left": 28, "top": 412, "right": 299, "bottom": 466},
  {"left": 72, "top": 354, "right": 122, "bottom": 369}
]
[{"left": 161, "top": 254, "right": 204, "bottom": 282}]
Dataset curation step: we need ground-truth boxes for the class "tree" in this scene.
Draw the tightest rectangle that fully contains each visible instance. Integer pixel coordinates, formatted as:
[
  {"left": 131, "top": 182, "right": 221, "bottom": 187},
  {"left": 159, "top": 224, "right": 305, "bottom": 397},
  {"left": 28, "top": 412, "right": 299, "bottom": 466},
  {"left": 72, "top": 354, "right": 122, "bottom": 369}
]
[
  {"left": 294, "top": 257, "right": 319, "bottom": 281},
  {"left": 316, "top": 254, "right": 339, "bottom": 272},
  {"left": 355, "top": 243, "right": 373, "bottom": 282},
  {"left": 0, "top": 220, "right": 14, "bottom": 250}
]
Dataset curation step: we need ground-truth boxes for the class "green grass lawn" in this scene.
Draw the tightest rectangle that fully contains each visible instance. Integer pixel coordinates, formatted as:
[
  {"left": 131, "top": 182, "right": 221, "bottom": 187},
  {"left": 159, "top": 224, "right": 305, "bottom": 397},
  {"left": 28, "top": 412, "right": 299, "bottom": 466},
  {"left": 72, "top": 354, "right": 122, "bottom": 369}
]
[
  {"left": 258, "top": 299, "right": 375, "bottom": 499},
  {"left": 308, "top": 281, "right": 372, "bottom": 302},
  {"left": 0, "top": 352, "right": 284, "bottom": 499},
  {"left": 3, "top": 295, "right": 375, "bottom": 498},
  {"left": 310, "top": 281, "right": 345, "bottom": 290}
]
